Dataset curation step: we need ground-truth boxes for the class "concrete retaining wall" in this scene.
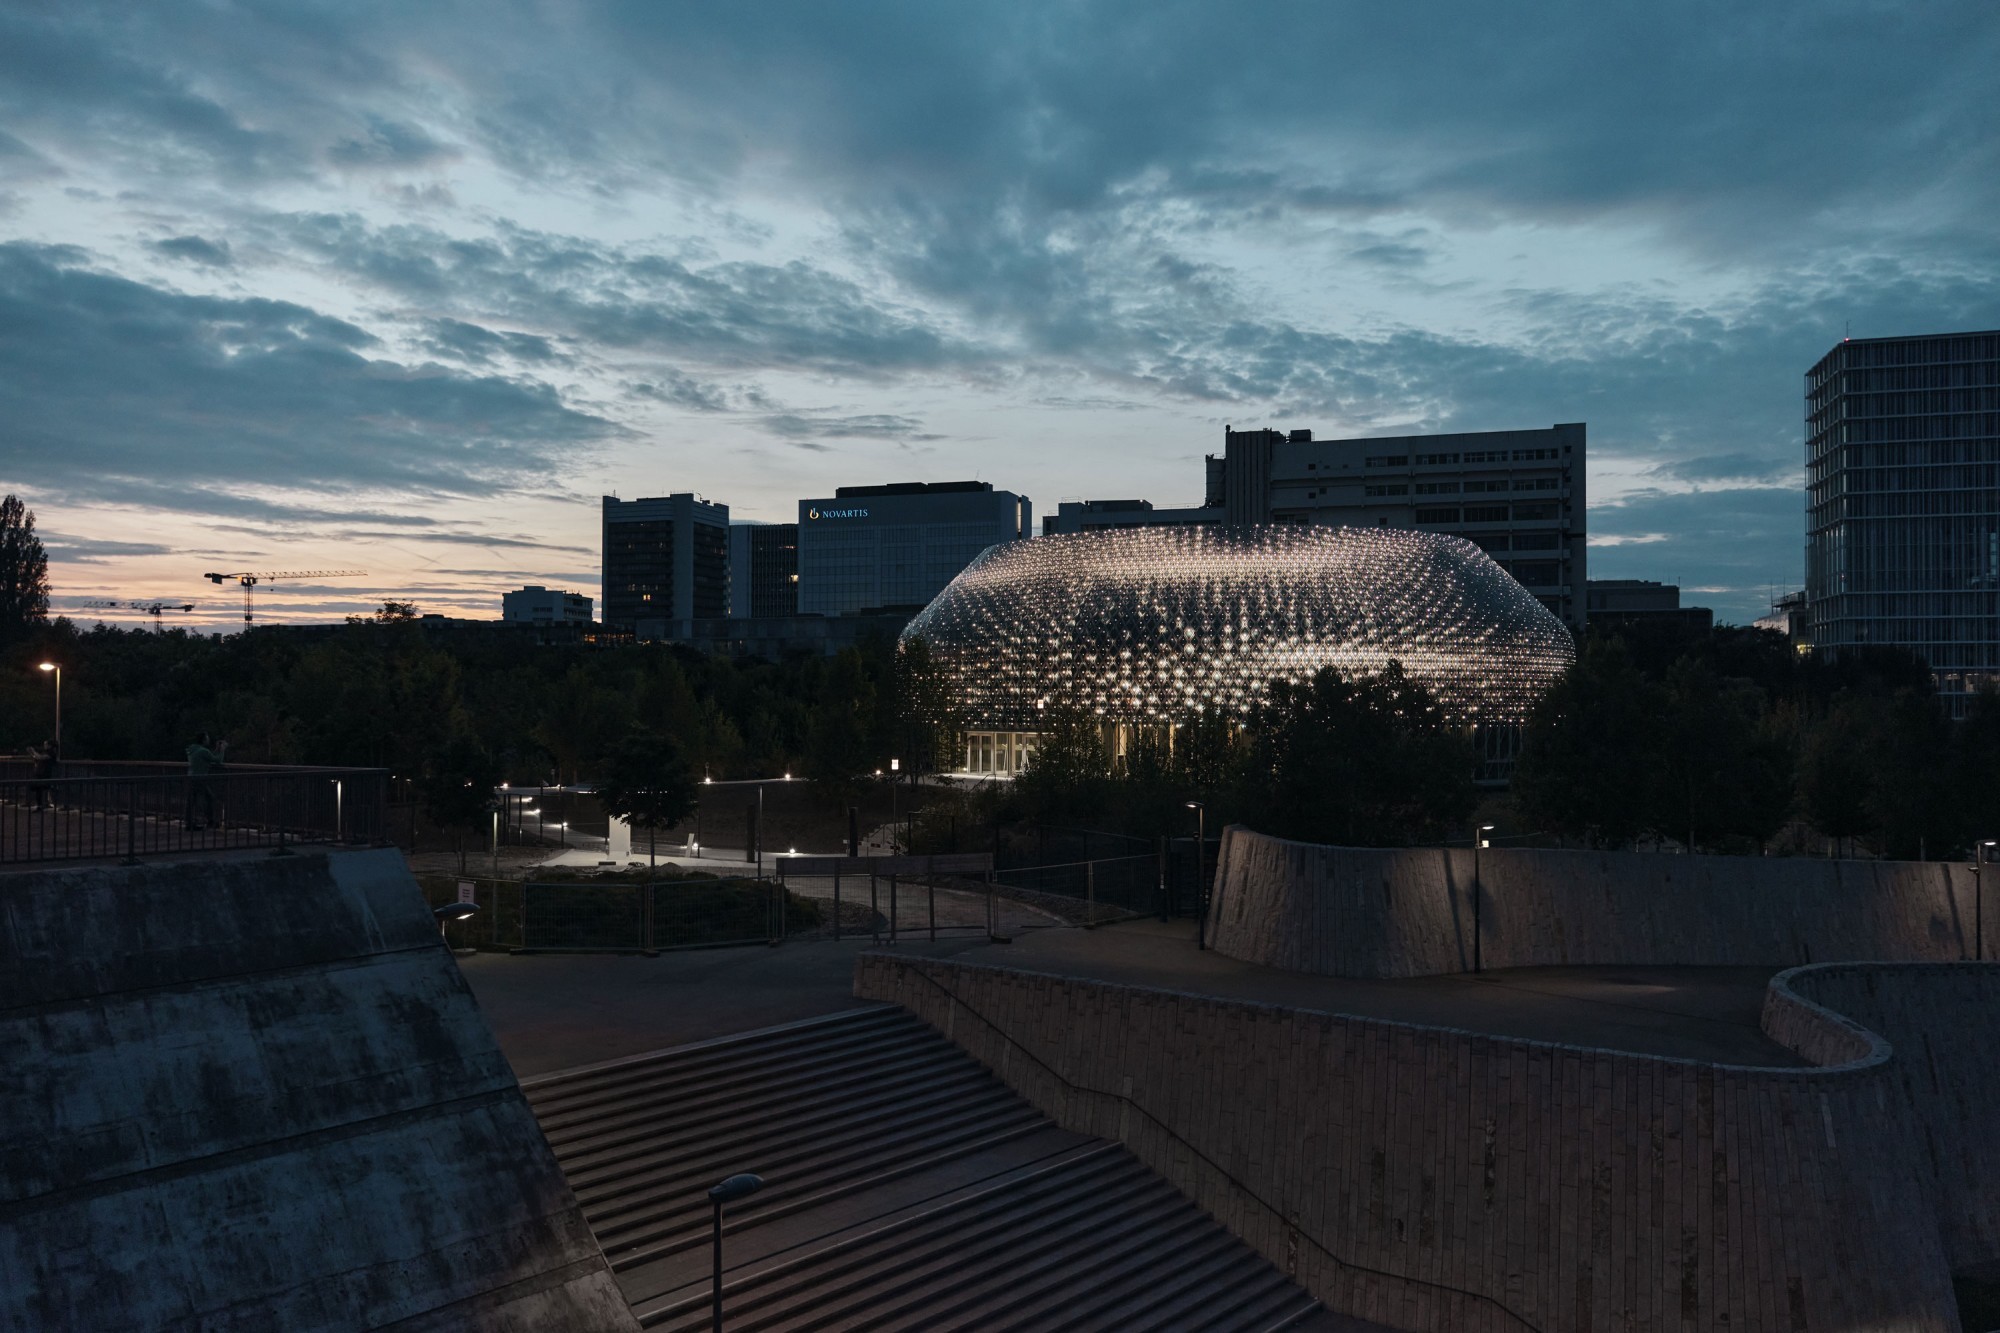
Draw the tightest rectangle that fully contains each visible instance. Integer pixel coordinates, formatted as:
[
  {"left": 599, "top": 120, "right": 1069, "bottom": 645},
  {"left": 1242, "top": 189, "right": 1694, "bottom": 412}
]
[
  {"left": 856, "top": 952, "right": 1985, "bottom": 1333},
  {"left": 1770, "top": 963, "right": 2000, "bottom": 1273},
  {"left": 0, "top": 850, "right": 638, "bottom": 1332},
  {"left": 1208, "top": 827, "right": 1982, "bottom": 978}
]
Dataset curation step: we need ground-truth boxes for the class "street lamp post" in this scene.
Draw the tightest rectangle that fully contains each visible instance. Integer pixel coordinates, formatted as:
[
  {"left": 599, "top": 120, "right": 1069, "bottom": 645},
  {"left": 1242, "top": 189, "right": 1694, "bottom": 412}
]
[
  {"left": 708, "top": 1173, "right": 764, "bottom": 1332},
  {"left": 1186, "top": 801, "right": 1206, "bottom": 948},
  {"left": 1473, "top": 824, "right": 1496, "bottom": 974},
  {"left": 38, "top": 662, "right": 60, "bottom": 749},
  {"left": 1977, "top": 840, "right": 1997, "bottom": 962}
]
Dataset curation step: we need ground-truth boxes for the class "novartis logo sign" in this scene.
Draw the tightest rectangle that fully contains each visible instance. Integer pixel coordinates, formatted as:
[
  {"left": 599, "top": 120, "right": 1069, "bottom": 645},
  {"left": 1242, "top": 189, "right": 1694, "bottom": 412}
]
[{"left": 809, "top": 507, "right": 870, "bottom": 519}]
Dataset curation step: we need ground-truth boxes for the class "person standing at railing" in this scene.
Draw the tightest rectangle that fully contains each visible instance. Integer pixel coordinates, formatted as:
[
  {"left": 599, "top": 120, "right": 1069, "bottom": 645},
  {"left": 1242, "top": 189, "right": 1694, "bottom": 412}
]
[
  {"left": 27, "top": 738, "right": 57, "bottom": 810},
  {"left": 184, "top": 733, "right": 227, "bottom": 831}
]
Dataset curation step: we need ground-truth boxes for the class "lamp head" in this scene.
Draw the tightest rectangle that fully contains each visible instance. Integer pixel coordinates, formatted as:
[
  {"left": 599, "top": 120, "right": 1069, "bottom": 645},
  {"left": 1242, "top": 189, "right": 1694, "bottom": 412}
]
[
  {"left": 433, "top": 902, "right": 479, "bottom": 924},
  {"left": 38, "top": 662, "right": 56, "bottom": 672},
  {"left": 1185, "top": 800, "right": 1202, "bottom": 810},
  {"left": 708, "top": 1172, "right": 764, "bottom": 1204}
]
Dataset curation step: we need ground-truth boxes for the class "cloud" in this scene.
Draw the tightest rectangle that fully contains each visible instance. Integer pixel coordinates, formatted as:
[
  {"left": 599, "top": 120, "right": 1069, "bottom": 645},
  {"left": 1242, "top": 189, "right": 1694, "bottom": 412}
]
[
  {"left": 759, "top": 411, "right": 940, "bottom": 441},
  {"left": 38, "top": 532, "right": 176, "bottom": 562},
  {"left": 148, "top": 234, "right": 234, "bottom": 267},
  {"left": 417, "top": 316, "right": 567, "bottom": 366},
  {"left": 0, "top": 243, "right": 619, "bottom": 515},
  {"left": 327, "top": 117, "right": 458, "bottom": 169}
]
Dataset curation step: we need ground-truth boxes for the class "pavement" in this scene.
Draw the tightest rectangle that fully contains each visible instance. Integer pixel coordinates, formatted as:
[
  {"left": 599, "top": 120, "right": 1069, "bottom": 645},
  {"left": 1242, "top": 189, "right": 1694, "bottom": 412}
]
[{"left": 458, "top": 916, "right": 1804, "bottom": 1078}]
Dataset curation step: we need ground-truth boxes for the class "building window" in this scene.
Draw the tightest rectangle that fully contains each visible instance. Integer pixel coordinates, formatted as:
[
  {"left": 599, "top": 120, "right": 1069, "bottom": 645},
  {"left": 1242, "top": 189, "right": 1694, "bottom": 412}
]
[
  {"left": 1364, "top": 455, "right": 1410, "bottom": 468},
  {"left": 1363, "top": 484, "right": 1408, "bottom": 497},
  {"left": 1414, "top": 482, "right": 1460, "bottom": 495},
  {"left": 1463, "top": 505, "right": 1509, "bottom": 522},
  {"left": 1414, "top": 506, "right": 1462, "bottom": 523}
]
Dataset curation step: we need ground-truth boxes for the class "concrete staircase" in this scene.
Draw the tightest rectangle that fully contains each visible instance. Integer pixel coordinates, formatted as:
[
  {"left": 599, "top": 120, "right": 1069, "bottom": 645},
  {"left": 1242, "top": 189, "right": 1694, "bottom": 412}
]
[{"left": 523, "top": 1006, "right": 1357, "bottom": 1332}]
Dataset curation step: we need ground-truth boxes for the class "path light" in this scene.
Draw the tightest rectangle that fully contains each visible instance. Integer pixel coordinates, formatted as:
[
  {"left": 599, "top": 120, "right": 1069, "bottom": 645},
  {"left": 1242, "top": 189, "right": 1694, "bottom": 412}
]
[
  {"left": 432, "top": 902, "right": 478, "bottom": 939},
  {"left": 708, "top": 1173, "right": 765, "bottom": 1331}
]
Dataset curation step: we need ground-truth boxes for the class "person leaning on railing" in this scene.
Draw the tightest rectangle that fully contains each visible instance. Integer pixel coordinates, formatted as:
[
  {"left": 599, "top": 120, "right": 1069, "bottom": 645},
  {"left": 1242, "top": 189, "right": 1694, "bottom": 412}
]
[
  {"left": 184, "top": 734, "right": 228, "bottom": 831},
  {"left": 28, "top": 738, "right": 58, "bottom": 810}
]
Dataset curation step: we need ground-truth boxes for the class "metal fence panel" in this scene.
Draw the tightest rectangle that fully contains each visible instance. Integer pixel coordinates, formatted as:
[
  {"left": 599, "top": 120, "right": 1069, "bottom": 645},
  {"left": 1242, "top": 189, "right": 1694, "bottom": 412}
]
[{"left": 0, "top": 769, "right": 389, "bottom": 865}]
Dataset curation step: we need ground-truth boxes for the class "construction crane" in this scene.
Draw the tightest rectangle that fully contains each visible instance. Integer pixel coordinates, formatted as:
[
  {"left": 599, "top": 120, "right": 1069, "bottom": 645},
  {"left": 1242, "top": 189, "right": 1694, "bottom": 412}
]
[
  {"left": 201, "top": 570, "right": 367, "bottom": 625},
  {"left": 82, "top": 599, "right": 197, "bottom": 633}
]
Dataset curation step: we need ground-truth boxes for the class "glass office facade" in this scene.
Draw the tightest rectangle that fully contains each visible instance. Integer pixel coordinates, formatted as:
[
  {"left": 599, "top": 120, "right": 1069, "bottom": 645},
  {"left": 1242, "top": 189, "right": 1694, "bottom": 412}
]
[
  {"left": 1805, "top": 332, "right": 2000, "bottom": 711},
  {"left": 797, "top": 483, "right": 1031, "bottom": 616}
]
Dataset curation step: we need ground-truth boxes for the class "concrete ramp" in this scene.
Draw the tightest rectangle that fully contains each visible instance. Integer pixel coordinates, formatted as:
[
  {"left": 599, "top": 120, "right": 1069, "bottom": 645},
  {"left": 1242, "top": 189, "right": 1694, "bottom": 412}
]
[{"left": 0, "top": 850, "right": 638, "bottom": 1332}]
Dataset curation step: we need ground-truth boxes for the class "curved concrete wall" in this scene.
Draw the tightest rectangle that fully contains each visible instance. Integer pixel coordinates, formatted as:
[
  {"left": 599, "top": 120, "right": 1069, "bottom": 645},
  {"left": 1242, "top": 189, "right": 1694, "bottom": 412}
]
[
  {"left": 1769, "top": 963, "right": 2000, "bottom": 1272},
  {"left": 858, "top": 953, "right": 1990, "bottom": 1333},
  {"left": 0, "top": 851, "right": 637, "bottom": 1332},
  {"left": 1208, "top": 827, "right": 1982, "bottom": 978}
]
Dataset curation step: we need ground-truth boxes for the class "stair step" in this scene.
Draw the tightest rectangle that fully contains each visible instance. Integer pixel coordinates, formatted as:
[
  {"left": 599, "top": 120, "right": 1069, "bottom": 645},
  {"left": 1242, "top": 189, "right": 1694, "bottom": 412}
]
[{"left": 530, "top": 1004, "right": 1339, "bottom": 1332}]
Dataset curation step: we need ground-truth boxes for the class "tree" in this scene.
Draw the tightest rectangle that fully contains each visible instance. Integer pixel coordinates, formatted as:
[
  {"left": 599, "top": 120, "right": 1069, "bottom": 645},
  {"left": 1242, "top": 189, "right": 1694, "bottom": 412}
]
[
  {"left": 0, "top": 495, "right": 50, "bottom": 640},
  {"left": 1651, "top": 659, "right": 1794, "bottom": 853},
  {"left": 804, "top": 648, "right": 877, "bottom": 804},
  {"left": 892, "top": 636, "right": 962, "bottom": 777},
  {"left": 1240, "top": 663, "right": 1475, "bottom": 847},
  {"left": 1513, "top": 638, "right": 1664, "bottom": 848},
  {"left": 346, "top": 600, "right": 419, "bottom": 625},
  {"left": 1798, "top": 695, "right": 1879, "bottom": 857},
  {"left": 595, "top": 730, "right": 699, "bottom": 869},
  {"left": 416, "top": 733, "right": 502, "bottom": 873}
]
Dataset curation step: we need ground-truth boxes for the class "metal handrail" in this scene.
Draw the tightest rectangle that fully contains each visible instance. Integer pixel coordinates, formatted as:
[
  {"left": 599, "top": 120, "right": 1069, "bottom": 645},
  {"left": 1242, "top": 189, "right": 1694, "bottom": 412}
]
[{"left": 894, "top": 961, "right": 1546, "bottom": 1333}]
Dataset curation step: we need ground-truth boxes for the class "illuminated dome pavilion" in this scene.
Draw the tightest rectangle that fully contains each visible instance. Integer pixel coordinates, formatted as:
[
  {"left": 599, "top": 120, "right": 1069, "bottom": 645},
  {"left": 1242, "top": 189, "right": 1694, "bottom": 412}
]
[{"left": 900, "top": 525, "right": 1575, "bottom": 776}]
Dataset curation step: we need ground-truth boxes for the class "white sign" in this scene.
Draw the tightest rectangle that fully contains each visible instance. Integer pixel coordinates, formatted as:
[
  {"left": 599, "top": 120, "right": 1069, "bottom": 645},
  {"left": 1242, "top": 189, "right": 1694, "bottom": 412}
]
[
  {"left": 456, "top": 880, "right": 476, "bottom": 904},
  {"left": 607, "top": 815, "right": 633, "bottom": 860}
]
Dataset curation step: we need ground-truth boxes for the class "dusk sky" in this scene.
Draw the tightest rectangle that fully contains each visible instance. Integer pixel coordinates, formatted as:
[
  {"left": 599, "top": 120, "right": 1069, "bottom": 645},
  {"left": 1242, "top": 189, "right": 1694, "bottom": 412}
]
[{"left": 4, "top": 1, "right": 1997, "bottom": 628}]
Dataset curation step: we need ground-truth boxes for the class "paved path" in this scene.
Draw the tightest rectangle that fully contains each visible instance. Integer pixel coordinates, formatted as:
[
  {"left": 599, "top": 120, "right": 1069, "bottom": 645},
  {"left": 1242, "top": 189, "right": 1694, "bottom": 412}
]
[{"left": 459, "top": 917, "right": 1802, "bottom": 1078}]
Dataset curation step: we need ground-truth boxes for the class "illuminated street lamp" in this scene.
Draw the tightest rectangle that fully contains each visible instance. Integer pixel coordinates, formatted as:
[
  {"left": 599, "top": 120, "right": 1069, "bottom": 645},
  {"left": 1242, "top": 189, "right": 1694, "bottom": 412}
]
[{"left": 37, "top": 662, "right": 60, "bottom": 747}]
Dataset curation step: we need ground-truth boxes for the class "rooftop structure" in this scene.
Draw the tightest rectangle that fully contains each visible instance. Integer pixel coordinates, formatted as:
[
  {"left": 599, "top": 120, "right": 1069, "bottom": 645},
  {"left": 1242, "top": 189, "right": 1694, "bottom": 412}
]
[
  {"left": 1041, "top": 499, "right": 1223, "bottom": 536},
  {"left": 601, "top": 493, "right": 729, "bottom": 632}
]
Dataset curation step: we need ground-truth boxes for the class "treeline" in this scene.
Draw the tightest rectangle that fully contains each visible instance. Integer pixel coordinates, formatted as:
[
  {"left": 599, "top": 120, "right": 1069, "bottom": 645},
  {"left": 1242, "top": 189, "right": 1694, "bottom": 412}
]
[
  {"left": 919, "top": 662, "right": 1480, "bottom": 851},
  {"left": 2, "top": 610, "right": 954, "bottom": 798},
  {"left": 1514, "top": 624, "right": 2000, "bottom": 858}
]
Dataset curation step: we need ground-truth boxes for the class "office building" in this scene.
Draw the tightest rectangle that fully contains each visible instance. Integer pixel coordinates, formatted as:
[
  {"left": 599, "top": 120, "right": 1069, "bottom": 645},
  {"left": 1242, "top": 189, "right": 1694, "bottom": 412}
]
[
  {"left": 1041, "top": 499, "right": 1223, "bottom": 536},
  {"left": 1585, "top": 579, "right": 1713, "bottom": 633},
  {"left": 600, "top": 493, "right": 729, "bottom": 633},
  {"left": 728, "top": 523, "right": 799, "bottom": 618},
  {"left": 797, "top": 481, "right": 1030, "bottom": 617},
  {"left": 1755, "top": 591, "right": 1808, "bottom": 640},
  {"left": 501, "top": 585, "right": 593, "bottom": 625},
  {"left": 904, "top": 526, "right": 1572, "bottom": 779},
  {"left": 1806, "top": 331, "right": 2000, "bottom": 710},
  {"left": 1209, "top": 423, "right": 1587, "bottom": 629}
]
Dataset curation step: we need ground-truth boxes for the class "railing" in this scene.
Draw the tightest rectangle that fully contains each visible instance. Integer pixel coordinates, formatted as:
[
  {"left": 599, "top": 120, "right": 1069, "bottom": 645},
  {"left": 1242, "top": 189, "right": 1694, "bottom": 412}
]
[
  {"left": 894, "top": 961, "right": 1546, "bottom": 1333},
  {"left": 416, "top": 873, "right": 825, "bottom": 953},
  {"left": 0, "top": 766, "right": 390, "bottom": 865}
]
